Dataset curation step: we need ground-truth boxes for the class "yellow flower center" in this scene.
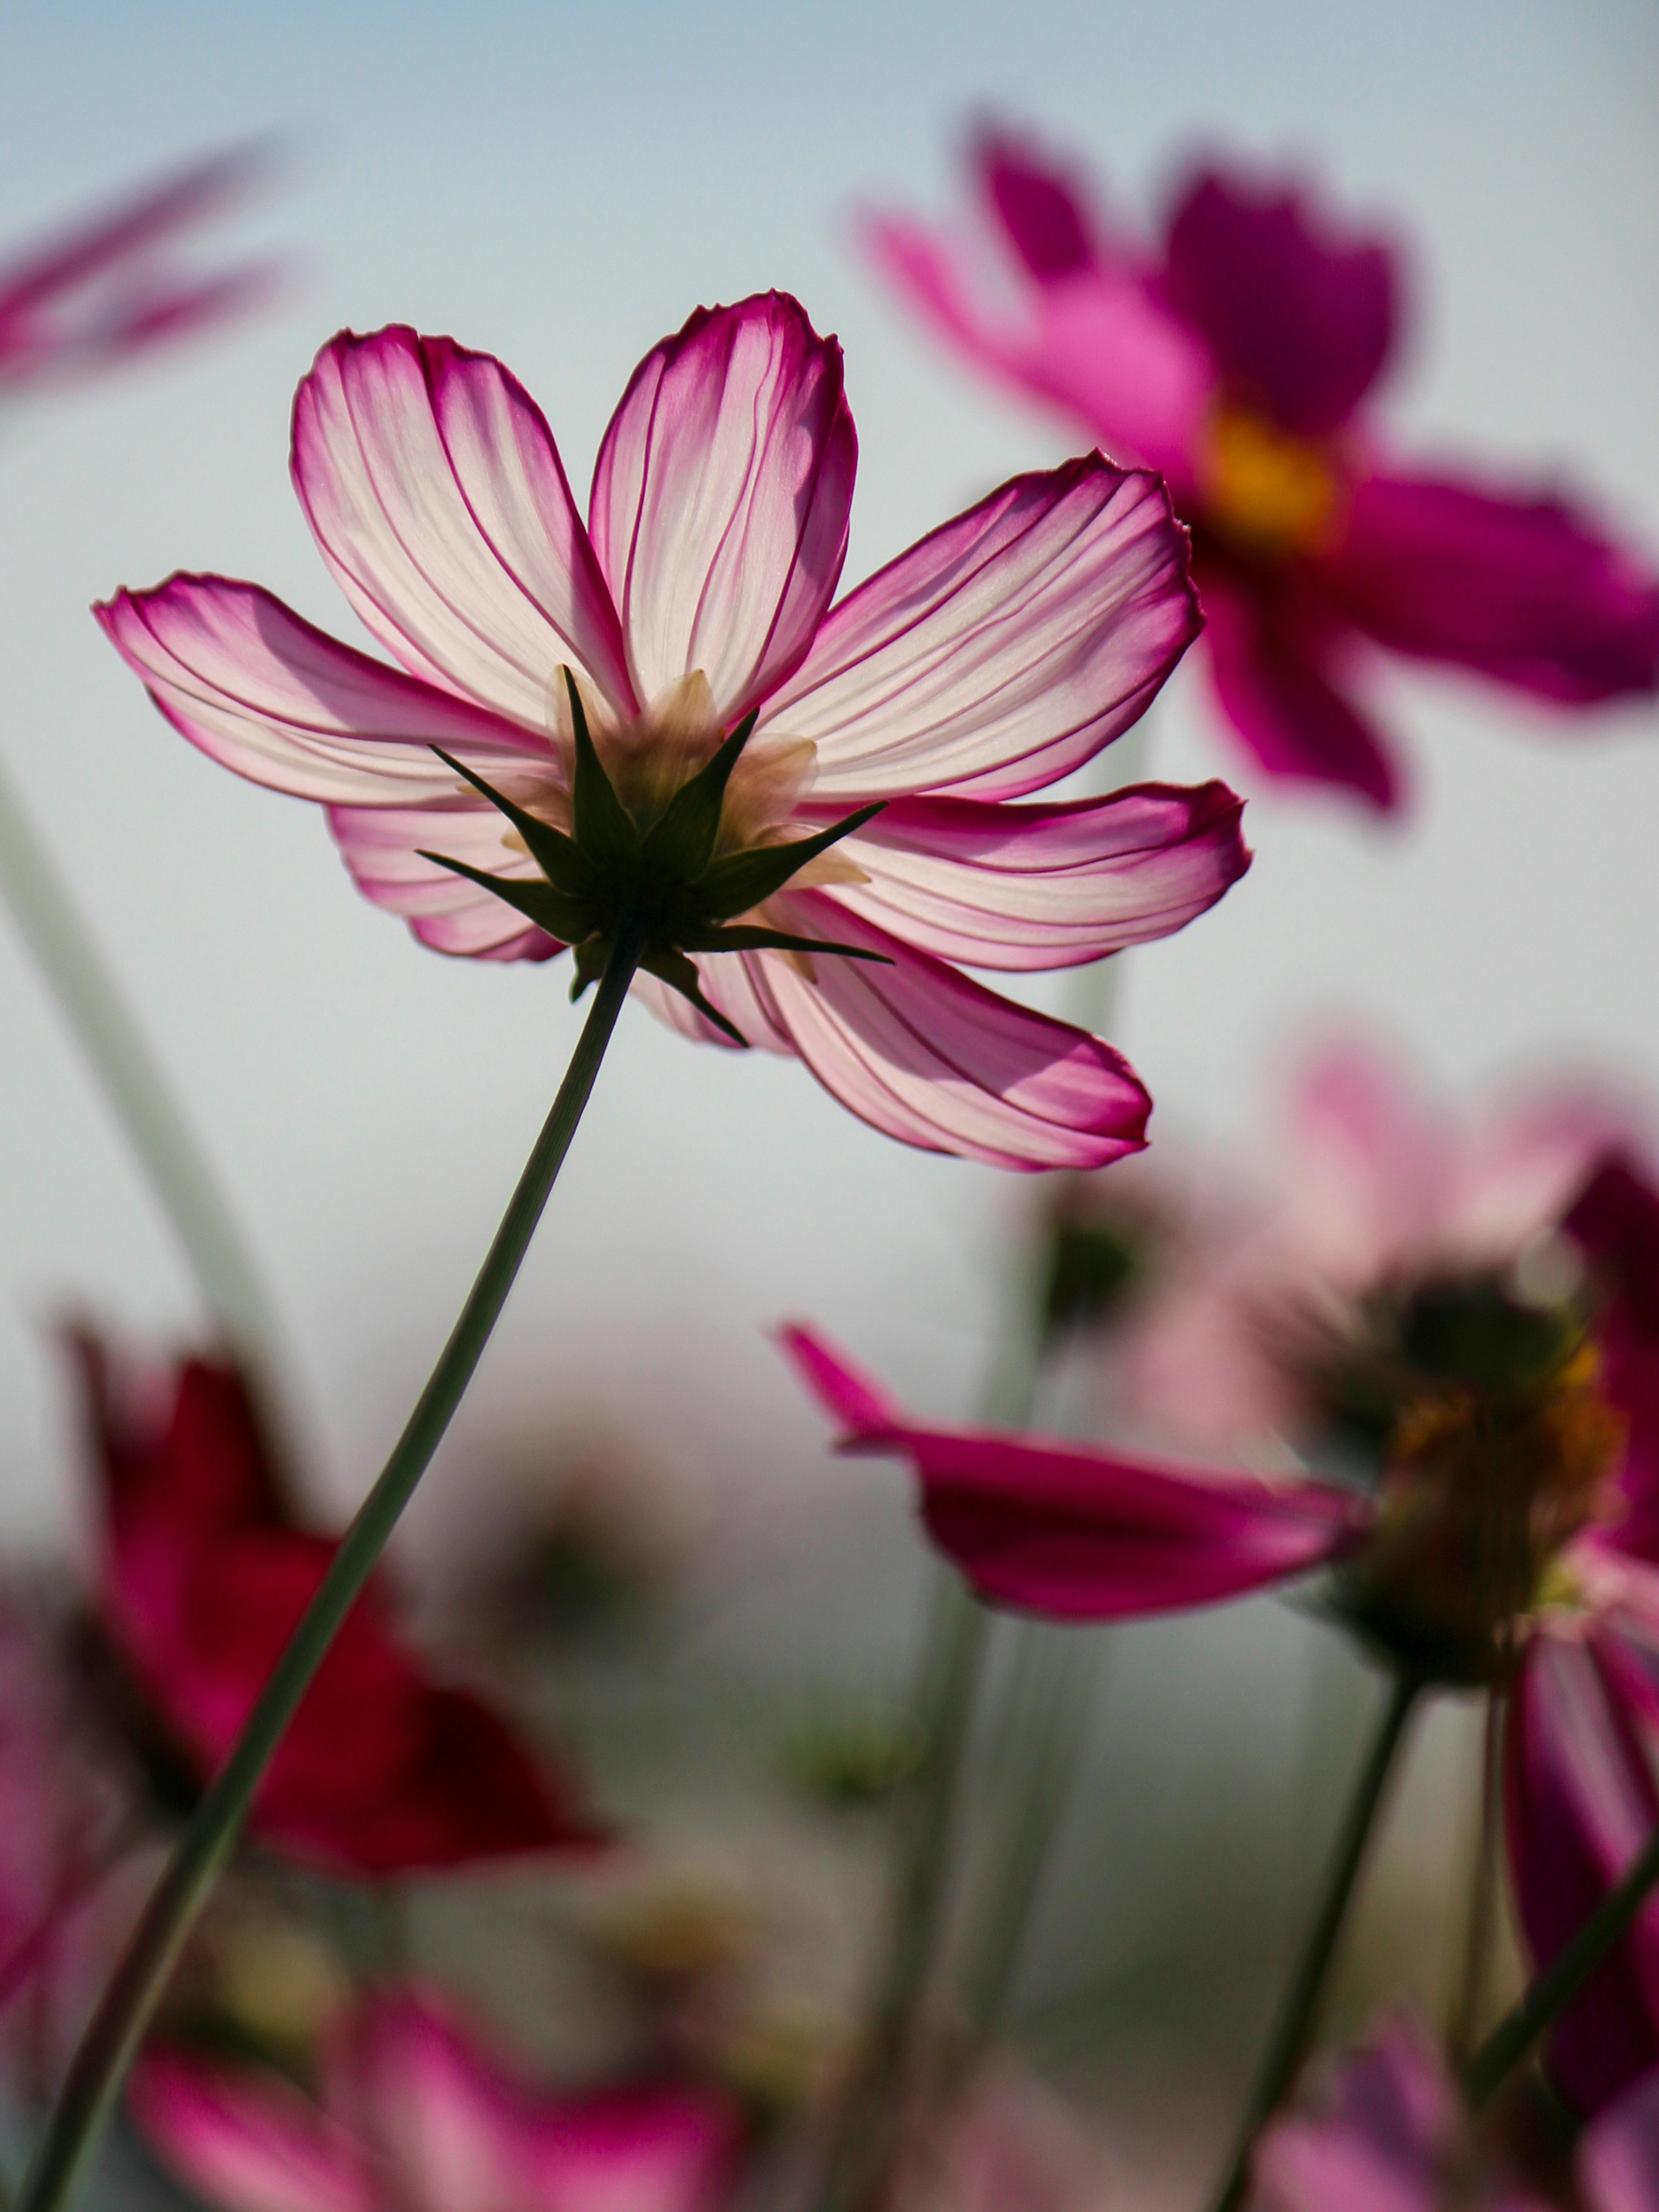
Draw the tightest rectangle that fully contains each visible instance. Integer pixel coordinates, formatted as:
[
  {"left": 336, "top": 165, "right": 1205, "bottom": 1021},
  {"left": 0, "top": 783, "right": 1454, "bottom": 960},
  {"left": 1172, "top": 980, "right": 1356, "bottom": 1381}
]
[{"left": 1201, "top": 406, "right": 1345, "bottom": 561}]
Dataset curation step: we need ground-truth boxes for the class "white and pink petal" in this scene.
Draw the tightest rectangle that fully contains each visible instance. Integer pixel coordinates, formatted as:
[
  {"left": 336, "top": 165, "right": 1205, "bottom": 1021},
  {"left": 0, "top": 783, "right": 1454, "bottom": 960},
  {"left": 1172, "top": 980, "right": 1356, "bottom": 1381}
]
[{"left": 325, "top": 800, "right": 558, "bottom": 963}]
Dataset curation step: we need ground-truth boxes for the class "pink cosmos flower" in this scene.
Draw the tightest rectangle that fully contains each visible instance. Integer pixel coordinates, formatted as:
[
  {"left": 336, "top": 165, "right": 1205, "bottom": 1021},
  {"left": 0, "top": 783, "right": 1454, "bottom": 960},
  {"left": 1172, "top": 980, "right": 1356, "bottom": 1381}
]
[
  {"left": 0, "top": 143, "right": 277, "bottom": 396},
  {"left": 73, "top": 1332, "right": 604, "bottom": 1875},
  {"left": 869, "top": 133, "right": 1659, "bottom": 810},
  {"left": 96, "top": 292, "right": 1249, "bottom": 1170},
  {"left": 783, "top": 1148, "right": 1659, "bottom": 2117},
  {"left": 130, "top": 1986, "right": 741, "bottom": 2212}
]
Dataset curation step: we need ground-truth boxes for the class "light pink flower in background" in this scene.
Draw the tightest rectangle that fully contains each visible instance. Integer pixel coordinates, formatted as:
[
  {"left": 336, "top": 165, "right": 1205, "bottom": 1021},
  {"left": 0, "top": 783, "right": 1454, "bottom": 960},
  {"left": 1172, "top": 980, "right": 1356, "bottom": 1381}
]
[
  {"left": 131, "top": 1986, "right": 742, "bottom": 2212},
  {"left": 0, "top": 143, "right": 278, "bottom": 396},
  {"left": 870, "top": 132, "right": 1659, "bottom": 810},
  {"left": 98, "top": 292, "right": 1249, "bottom": 1169},
  {"left": 784, "top": 1147, "right": 1659, "bottom": 2115}
]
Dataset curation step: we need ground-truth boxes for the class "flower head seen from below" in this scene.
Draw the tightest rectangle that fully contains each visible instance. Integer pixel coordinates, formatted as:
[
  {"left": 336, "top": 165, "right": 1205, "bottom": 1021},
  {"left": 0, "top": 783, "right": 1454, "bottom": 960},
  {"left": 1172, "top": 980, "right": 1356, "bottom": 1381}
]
[
  {"left": 71, "top": 1330, "right": 604, "bottom": 1876},
  {"left": 0, "top": 142, "right": 280, "bottom": 399},
  {"left": 782, "top": 1144, "right": 1659, "bottom": 2117},
  {"left": 98, "top": 292, "right": 1250, "bottom": 1170},
  {"left": 870, "top": 133, "right": 1659, "bottom": 811},
  {"left": 131, "top": 1985, "right": 742, "bottom": 2212}
]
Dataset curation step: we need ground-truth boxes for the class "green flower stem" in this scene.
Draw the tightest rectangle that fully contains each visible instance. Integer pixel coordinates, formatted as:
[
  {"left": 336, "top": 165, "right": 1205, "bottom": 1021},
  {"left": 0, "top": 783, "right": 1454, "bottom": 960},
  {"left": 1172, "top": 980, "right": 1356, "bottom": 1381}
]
[
  {"left": 1463, "top": 1807, "right": 1659, "bottom": 2113},
  {"left": 1448, "top": 1689, "right": 1505, "bottom": 2068},
  {"left": 1207, "top": 1669, "right": 1421, "bottom": 2212},
  {"left": 0, "top": 750, "right": 283, "bottom": 1379},
  {"left": 16, "top": 915, "right": 646, "bottom": 2212}
]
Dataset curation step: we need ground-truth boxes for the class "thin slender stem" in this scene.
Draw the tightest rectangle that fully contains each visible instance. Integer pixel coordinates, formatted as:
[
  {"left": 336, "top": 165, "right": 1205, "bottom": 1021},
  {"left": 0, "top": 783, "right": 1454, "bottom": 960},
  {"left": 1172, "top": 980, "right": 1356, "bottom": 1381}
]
[
  {"left": 16, "top": 919, "right": 645, "bottom": 2212},
  {"left": 1448, "top": 1690, "right": 1505, "bottom": 2067},
  {"left": 0, "top": 751, "right": 282, "bottom": 1376},
  {"left": 1464, "top": 1806, "right": 1659, "bottom": 2113},
  {"left": 1206, "top": 1670, "right": 1421, "bottom": 2212}
]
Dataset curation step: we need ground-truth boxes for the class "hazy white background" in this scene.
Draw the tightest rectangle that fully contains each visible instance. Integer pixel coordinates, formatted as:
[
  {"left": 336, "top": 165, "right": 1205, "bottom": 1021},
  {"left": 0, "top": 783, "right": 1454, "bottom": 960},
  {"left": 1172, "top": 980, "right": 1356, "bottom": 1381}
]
[{"left": 0, "top": 0, "right": 1653, "bottom": 1721}]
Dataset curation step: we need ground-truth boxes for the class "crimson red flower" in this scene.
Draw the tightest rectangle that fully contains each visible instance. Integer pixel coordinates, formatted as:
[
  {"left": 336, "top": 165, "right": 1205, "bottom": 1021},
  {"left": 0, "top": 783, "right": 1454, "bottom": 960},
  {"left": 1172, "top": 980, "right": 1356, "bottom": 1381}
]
[
  {"left": 871, "top": 133, "right": 1659, "bottom": 810},
  {"left": 71, "top": 1334, "right": 603, "bottom": 1876}
]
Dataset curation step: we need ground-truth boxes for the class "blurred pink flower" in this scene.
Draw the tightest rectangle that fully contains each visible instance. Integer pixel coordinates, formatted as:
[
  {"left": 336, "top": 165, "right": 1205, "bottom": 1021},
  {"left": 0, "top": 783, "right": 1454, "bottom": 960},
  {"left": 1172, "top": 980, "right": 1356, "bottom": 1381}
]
[
  {"left": 72, "top": 1331, "right": 606, "bottom": 1876},
  {"left": 131, "top": 1986, "right": 742, "bottom": 2212},
  {"left": 96, "top": 293, "right": 1247, "bottom": 1170},
  {"left": 0, "top": 143, "right": 278, "bottom": 395},
  {"left": 784, "top": 1146, "right": 1659, "bottom": 2115},
  {"left": 869, "top": 133, "right": 1659, "bottom": 810}
]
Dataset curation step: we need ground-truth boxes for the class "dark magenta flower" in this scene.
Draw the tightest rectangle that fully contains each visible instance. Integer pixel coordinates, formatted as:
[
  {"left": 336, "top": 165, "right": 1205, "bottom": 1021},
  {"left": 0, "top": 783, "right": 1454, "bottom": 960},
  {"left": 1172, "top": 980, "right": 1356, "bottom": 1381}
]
[
  {"left": 870, "top": 134, "right": 1659, "bottom": 810},
  {"left": 783, "top": 1149, "right": 1659, "bottom": 2116},
  {"left": 0, "top": 144, "right": 277, "bottom": 396},
  {"left": 72, "top": 1333, "right": 604, "bottom": 1876},
  {"left": 96, "top": 294, "right": 1249, "bottom": 1170}
]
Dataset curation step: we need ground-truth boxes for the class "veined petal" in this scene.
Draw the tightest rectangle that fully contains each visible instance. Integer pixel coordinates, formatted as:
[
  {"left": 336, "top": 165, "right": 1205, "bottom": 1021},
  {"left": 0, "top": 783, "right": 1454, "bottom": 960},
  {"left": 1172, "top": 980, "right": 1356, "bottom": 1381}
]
[
  {"left": 1320, "top": 472, "right": 1659, "bottom": 704},
  {"left": 1201, "top": 569, "right": 1401, "bottom": 810},
  {"left": 325, "top": 799, "right": 559, "bottom": 963},
  {"left": 96, "top": 575, "right": 552, "bottom": 804},
  {"left": 589, "top": 293, "right": 856, "bottom": 721},
  {"left": 130, "top": 2045, "right": 372, "bottom": 2212},
  {"left": 1506, "top": 1631, "right": 1659, "bottom": 2117},
  {"left": 810, "top": 778, "right": 1249, "bottom": 971},
  {"left": 734, "top": 892, "right": 1150, "bottom": 1170},
  {"left": 292, "top": 326, "right": 634, "bottom": 727},
  {"left": 780, "top": 1323, "right": 1362, "bottom": 1618},
  {"left": 762, "top": 456, "right": 1198, "bottom": 802}
]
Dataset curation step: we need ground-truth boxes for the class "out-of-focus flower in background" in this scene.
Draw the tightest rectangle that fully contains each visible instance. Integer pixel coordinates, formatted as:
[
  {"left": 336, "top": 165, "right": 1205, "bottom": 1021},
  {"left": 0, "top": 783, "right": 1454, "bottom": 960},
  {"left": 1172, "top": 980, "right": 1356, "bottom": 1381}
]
[
  {"left": 130, "top": 1986, "right": 742, "bottom": 2212},
  {"left": 69, "top": 1330, "right": 605, "bottom": 1876},
  {"left": 0, "top": 143, "right": 281, "bottom": 400},
  {"left": 97, "top": 293, "right": 1251, "bottom": 1169},
  {"left": 785, "top": 1137, "right": 1659, "bottom": 2115},
  {"left": 869, "top": 133, "right": 1659, "bottom": 810}
]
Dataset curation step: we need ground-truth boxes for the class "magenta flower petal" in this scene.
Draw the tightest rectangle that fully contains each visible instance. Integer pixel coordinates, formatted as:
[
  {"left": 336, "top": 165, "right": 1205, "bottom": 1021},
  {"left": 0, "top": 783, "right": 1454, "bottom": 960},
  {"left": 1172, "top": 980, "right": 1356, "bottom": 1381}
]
[
  {"left": 1581, "top": 2066, "right": 1659, "bottom": 2212},
  {"left": 1201, "top": 574, "right": 1401, "bottom": 810},
  {"left": 325, "top": 800, "right": 560, "bottom": 963},
  {"left": 130, "top": 2046, "right": 371, "bottom": 2212},
  {"left": 1163, "top": 168, "right": 1398, "bottom": 436},
  {"left": 1566, "top": 1154, "right": 1659, "bottom": 1561},
  {"left": 96, "top": 575, "right": 550, "bottom": 804},
  {"left": 973, "top": 128, "right": 1101, "bottom": 282},
  {"left": 765, "top": 455, "right": 1199, "bottom": 802},
  {"left": 864, "top": 212, "right": 1211, "bottom": 486},
  {"left": 589, "top": 293, "right": 855, "bottom": 722},
  {"left": 1506, "top": 1630, "right": 1659, "bottom": 2116},
  {"left": 292, "top": 326, "right": 635, "bottom": 728},
  {"left": 1320, "top": 472, "right": 1659, "bottom": 704},
  {"left": 726, "top": 896, "right": 1151, "bottom": 1170},
  {"left": 780, "top": 1323, "right": 1362, "bottom": 1617},
  {"left": 818, "top": 779, "right": 1248, "bottom": 971}
]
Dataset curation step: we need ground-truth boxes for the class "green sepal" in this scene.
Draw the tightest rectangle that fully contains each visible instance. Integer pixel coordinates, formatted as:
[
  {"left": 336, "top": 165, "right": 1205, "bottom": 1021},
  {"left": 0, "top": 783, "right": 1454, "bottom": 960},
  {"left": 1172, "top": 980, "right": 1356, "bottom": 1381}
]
[
  {"left": 416, "top": 851, "right": 593, "bottom": 945},
  {"left": 569, "top": 932, "right": 612, "bottom": 1001},
  {"left": 427, "top": 747, "right": 595, "bottom": 901},
  {"left": 563, "top": 669, "right": 638, "bottom": 866},
  {"left": 639, "top": 710, "right": 759, "bottom": 881},
  {"left": 696, "top": 802, "right": 885, "bottom": 921},
  {"left": 674, "top": 923, "right": 892, "bottom": 964},
  {"left": 639, "top": 944, "right": 749, "bottom": 1048}
]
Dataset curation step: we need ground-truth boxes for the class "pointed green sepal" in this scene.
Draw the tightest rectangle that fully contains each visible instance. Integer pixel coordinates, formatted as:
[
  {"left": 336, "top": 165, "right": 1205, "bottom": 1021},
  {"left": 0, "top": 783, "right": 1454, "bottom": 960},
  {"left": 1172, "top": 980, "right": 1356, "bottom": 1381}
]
[
  {"left": 416, "top": 851, "right": 593, "bottom": 946},
  {"left": 563, "top": 668, "right": 639, "bottom": 867},
  {"left": 675, "top": 924, "right": 893, "bottom": 965},
  {"left": 569, "top": 931, "right": 614, "bottom": 1001},
  {"left": 639, "top": 709, "right": 759, "bottom": 881},
  {"left": 639, "top": 944, "right": 749, "bottom": 1048},
  {"left": 427, "top": 747, "right": 596, "bottom": 901},
  {"left": 696, "top": 802, "right": 885, "bottom": 922}
]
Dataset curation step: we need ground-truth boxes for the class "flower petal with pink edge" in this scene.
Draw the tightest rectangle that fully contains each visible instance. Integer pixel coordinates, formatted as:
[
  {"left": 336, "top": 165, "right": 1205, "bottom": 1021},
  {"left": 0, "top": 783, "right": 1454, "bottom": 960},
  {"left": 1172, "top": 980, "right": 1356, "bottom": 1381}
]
[
  {"left": 130, "top": 2044, "right": 372, "bottom": 2212},
  {"left": 1163, "top": 168, "right": 1398, "bottom": 437},
  {"left": 292, "top": 327, "right": 635, "bottom": 728},
  {"left": 779, "top": 1324, "right": 1363, "bottom": 1618},
  {"left": 1505, "top": 1630, "right": 1659, "bottom": 2116},
  {"left": 814, "top": 779, "right": 1248, "bottom": 971},
  {"left": 589, "top": 293, "right": 855, "bottom": 722},
  {"left": 1580, "top": 2064, "right": 1659, "bottom": 2212},
  {"left": 96, "top": 575, "right": 550, "bottom": 805},
  {"left": 1200, "top": 570, "right": 1400, "bottom": 810},
  {"left": 717, "top": 893, "right": 1151, "bottom": 1170},
  {"left": 763, "top": 456, "right": 1199, "bottom": 802},
  {"left": 325, "top": 799, "right": 559, "bottom": 963},
  {"left": 1319, "top": 473, "right": 1659, "bottom": 704}
]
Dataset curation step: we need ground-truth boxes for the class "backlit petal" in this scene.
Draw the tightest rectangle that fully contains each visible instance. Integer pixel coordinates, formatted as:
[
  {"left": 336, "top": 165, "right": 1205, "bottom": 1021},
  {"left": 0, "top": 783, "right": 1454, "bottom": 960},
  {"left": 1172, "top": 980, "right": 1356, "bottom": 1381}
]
[{"left": 325, "top": 798, "right": 559, "bottom": 963}]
